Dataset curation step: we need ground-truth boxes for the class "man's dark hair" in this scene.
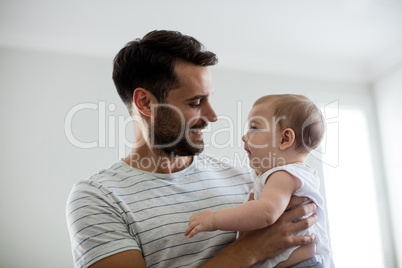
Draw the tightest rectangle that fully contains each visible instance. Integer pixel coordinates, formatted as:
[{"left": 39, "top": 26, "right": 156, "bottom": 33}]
[{"left": 113, "top": 30, "right": 218, "bottom": 114}]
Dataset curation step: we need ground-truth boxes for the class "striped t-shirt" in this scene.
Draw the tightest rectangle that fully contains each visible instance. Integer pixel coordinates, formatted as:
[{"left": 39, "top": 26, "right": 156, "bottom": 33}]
[{"left": 66, "top": 153, "right": 254, "bottom": 267}]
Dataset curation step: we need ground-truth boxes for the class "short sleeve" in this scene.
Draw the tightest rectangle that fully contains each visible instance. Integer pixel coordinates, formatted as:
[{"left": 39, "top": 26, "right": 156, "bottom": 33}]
[{"left": 66, "top": 181, "right": 140, "bottom": 268}]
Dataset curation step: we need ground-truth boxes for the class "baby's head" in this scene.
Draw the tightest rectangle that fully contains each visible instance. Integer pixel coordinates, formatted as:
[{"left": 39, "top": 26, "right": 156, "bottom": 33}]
[
  {"left": 243, "top": 94, "right": 325, "bottom": 172},
  {"left": 254, "top": 94, "right": 325, "bottom": 153}
]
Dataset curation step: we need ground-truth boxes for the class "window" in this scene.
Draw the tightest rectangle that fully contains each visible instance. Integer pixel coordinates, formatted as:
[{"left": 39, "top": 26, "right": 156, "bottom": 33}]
[{"left": 322, "top": 107, "right": 385, "bottom": 267}]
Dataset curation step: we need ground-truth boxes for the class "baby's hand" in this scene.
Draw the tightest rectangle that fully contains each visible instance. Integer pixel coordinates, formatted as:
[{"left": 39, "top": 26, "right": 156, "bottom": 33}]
[{"left": 184, "top": 210, "right": 216, "bottom": 238}]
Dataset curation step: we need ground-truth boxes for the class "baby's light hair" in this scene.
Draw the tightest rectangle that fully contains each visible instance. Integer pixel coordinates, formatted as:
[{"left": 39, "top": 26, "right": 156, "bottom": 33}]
[{"left": 254, "top": 94, "right": 325, "bottom": 153}]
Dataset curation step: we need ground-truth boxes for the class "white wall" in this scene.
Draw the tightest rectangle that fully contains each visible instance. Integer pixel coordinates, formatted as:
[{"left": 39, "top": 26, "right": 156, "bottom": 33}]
[
  {"left": 0, "top": 47, "right": 376, "bottom": 267},
  {"left": 373, "top": 67, "right": 402, "bottom": 267},
  {"left": 0, "top": 48, "right": 121, "bottom": 267}
]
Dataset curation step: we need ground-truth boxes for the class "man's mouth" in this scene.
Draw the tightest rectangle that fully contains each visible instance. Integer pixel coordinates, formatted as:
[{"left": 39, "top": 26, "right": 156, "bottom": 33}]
[
  {"left": 190, "top": 129, "right": 203, "bottom": 135},
  {"left": 190, "top": 129, "right": 204, "bottom": 140},
  {"left": 189, "top": 121, "right": 208, "bottom": 138}
]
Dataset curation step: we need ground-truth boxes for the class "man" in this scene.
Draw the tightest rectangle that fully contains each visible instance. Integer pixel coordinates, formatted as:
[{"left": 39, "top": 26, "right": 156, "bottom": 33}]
[{"left": 66, "top": 30, "right": 317, "bottom": 267}]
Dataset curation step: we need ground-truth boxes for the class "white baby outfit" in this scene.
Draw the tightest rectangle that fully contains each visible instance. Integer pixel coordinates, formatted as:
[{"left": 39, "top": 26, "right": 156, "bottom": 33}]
[{"left": 251, "top": 164, "right": 333, "bottom": 268}]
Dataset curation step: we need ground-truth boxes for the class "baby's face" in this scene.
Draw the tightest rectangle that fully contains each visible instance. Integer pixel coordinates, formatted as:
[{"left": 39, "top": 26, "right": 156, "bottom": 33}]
[{"left": 242, "top": 103, "right": 285, "bottom": 173}]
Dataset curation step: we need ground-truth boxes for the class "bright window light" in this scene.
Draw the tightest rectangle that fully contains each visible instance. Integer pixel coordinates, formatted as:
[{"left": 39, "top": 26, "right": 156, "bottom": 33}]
[{"left": 322, "top": 108, "right": 385, "bottom": 267}]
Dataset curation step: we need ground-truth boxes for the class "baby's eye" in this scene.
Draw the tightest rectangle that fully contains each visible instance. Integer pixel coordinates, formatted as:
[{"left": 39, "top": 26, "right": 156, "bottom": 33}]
[{"left": 250, "top": 126, "right": 258, "bottom": 132}]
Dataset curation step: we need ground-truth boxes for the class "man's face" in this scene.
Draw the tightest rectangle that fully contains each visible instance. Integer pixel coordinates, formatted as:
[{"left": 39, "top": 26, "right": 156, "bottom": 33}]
[{"left": 151, "top": 62, "right": 217, "bottom": 156}]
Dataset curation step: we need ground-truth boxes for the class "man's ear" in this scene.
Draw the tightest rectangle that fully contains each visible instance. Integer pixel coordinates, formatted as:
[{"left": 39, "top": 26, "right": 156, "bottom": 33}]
[
  {"left": 133, "top": 88, "right": 156, "bottom": 117},
  {"left": 279, "top": 128, "right": 295, "bottom": 150}
]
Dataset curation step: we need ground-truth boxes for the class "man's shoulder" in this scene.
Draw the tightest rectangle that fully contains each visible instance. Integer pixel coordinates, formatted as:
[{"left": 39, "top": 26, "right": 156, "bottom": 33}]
[
  {"left": 67, "top": 160, "right": 140, "bottom": 209},
  {"left": 70, "top": 160, "right": 142, "bottom": 192}
]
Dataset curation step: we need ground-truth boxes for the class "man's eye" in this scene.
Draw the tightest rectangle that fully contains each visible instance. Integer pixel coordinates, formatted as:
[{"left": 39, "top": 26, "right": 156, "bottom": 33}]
[
  {"left": 250, "top": 126, "right": 257, "bottom": 132},
  {"left": 190, "top": 103, "right": 201, "bottom": 108}
]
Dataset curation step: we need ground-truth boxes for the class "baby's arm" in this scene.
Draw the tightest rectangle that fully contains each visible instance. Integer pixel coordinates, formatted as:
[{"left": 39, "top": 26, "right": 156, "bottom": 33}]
[{"left": 185, "top": 171, "right": 301, "bottom": 238}]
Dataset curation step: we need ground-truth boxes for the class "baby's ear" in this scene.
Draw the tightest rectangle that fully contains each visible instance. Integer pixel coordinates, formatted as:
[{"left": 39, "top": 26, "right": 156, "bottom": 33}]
[{"left": 279, "top": 128, "right": 295, "bottom": 150}]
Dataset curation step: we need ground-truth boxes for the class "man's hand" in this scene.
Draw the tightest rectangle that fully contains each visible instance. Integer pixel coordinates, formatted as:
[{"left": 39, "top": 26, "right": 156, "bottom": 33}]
[
  {"left": 201, "top": 196, "right": 317, "bottom": 267},
  {"left": 185, "top": 210, "right": 216, "bottom": 238},
  {"left": 239, "top": 196, "right": 317, "bottom": 263},
  {"left": 286, "top": 196, "right": 313, "bottom": 212}
]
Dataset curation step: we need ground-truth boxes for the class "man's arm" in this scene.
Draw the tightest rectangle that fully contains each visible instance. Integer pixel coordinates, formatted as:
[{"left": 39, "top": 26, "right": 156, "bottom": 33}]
[
  {"left": 89, "top": 197, "right": 316, "bottom": 268},
  {"left": 89, "top": 250, "right": 145, "bottom": 268}
]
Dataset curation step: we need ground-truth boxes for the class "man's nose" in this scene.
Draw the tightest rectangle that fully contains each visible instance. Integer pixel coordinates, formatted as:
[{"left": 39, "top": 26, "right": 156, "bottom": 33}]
[{"left": 203, "top": 101, "right": 218, "bottom": 122}]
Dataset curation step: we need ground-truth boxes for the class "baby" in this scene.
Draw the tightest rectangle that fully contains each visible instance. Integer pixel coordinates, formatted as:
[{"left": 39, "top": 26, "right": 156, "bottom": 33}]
[{"left": 185, "top": 94, "right": 333, "bottom": 268}]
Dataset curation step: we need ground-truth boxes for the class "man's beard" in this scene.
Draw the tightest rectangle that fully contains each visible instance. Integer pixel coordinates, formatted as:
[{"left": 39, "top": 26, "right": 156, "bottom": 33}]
[{"left": 151, "top": 105, "right": 207, "bottom": 156}]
